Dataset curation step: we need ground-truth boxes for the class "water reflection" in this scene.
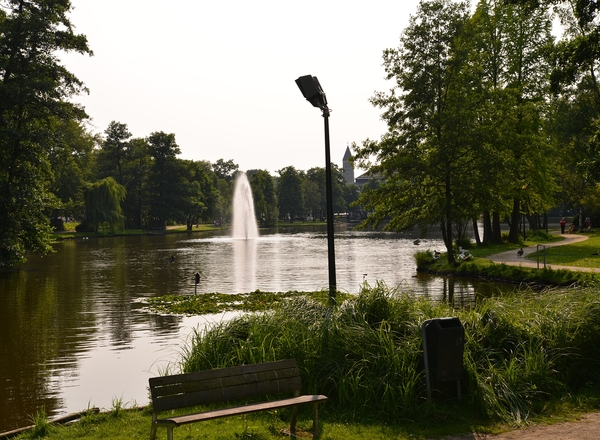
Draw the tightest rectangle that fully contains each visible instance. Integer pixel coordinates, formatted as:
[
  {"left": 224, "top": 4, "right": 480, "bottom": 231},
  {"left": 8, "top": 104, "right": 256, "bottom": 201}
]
[{"left": 0, "top": 228, "right": 514, "bottom": 432}]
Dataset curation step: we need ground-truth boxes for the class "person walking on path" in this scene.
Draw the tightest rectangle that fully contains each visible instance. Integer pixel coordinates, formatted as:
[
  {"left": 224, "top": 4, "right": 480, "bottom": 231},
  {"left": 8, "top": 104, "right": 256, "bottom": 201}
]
[{"left": 560, "top": 217, "right": 567, "bottom": 234}]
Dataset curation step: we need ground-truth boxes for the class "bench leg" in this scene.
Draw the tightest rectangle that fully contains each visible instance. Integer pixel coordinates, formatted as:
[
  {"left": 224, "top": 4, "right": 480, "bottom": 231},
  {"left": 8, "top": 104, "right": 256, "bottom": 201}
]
[
  {"left": 167, "top": 426, "right": 174, "bottom": 440},
  {"left": 290, "top": 404, "right": 298, "bottom": 434},
  {"left": 312, "top": 402, "right": 320, "bottom": 438}
]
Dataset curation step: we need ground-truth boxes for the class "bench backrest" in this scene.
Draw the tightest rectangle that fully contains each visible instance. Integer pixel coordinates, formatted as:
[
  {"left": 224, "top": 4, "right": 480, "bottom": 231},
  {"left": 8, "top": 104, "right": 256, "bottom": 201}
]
[{"left": 149, "top": 359, "right": 302, "bottom": 413}]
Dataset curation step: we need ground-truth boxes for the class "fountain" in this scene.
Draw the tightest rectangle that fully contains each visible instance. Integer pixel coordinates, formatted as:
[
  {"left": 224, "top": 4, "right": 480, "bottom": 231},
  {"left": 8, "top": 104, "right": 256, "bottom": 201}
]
[{"left": 232, "top": 172, "right": 259, "bottom": 239}]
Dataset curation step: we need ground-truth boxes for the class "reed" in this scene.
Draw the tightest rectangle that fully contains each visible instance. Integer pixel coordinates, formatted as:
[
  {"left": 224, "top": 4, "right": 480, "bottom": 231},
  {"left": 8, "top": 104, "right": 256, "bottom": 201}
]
[{"left": 179, "top": 284, "right": 600, "bottom": 424}]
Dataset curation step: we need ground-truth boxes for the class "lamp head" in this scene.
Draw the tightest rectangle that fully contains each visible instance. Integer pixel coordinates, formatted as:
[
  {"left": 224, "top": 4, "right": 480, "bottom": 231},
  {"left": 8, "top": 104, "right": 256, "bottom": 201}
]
[{"left": 295, "top": 75, "right": 327, "bottom": 110}]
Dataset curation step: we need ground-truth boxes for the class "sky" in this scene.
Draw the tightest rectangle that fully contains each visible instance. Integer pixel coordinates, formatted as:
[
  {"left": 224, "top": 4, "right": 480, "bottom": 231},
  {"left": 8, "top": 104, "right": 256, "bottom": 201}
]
[{"left": 61, "top": 0, "right": 422, "bottom": 175}]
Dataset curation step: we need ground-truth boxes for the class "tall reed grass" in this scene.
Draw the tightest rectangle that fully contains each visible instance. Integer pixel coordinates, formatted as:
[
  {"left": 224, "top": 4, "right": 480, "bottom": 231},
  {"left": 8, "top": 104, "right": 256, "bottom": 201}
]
[{"left": 179, "top": 283, "right": 600, "bottom": 424}]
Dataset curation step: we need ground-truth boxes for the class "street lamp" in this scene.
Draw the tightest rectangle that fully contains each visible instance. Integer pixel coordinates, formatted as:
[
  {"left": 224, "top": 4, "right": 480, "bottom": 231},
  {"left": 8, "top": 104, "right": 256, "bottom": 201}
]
[{"left": 295, "top": 75, "right": 337, "bottom": 306}]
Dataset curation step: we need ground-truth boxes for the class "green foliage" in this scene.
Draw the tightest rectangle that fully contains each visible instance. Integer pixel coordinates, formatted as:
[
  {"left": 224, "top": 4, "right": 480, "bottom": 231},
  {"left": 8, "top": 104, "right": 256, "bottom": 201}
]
[
  {"left": 177, "top": 285, "right": 600, "bottom": 425},
  {"left": 144, "top": 290, "right": 351, "bottom": 315},
  {"left": 83, "top": 177, "right": 126, "bottom": 233},
  {"left": 277, "top": 166, "right": 303, "bottom": 221},
  {"left": 0, "top": 0, "right": 92, "bottom": 268},
  {"left": 249, "top": 170, "right": 278, "bottom": 227},
  {"left": 30, "top": 406, "right": 52, "bottom": 439},
  {"left": 415, "top": 250, "right": 437, "bottom": 269}
]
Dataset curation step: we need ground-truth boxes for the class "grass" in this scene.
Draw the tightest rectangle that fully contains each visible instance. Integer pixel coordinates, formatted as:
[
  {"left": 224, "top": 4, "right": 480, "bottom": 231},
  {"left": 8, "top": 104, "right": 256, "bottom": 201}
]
[
  {"left": 527, "top": 232, "right": 600, "bottom": 268},
  {"left": 416, "top": 230, "right": 600, "bottom": 287},
  {"left": 11, "top": 284, "right": 600, "bottom": 439}
]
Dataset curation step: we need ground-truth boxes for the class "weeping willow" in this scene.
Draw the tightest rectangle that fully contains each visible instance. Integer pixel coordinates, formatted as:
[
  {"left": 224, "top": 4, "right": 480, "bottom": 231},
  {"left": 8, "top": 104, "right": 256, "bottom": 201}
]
[{"left": 84, "top": 177, "right": 126, "bottom": 232}]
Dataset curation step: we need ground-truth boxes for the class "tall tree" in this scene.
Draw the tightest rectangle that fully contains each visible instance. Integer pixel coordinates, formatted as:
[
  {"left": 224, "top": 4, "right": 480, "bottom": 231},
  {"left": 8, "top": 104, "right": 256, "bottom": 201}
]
[
  {"left": 97, "top": 121, "right": 131, "bottom": 185},
  {"left": 249, "top": 169, "right": 278, "bottom": 227},
  {"left": 146, "top": 131, "right": 186, "bottom": 228},
  {"left": 47, "top": 118, "right": 96, "bottom": 225},
  {"left": 121, "top": 137, "right": 150, "bottom": 229},
  {"left": 182, "top": 159, "right": 219, "bottom": 230},
  {"left": 353, "top": 0, "right": 472, "bottom": 262},
  {"left": 277, "top": 166, "right": 303, "bottom": 222},
  {"left": 0, "top": 0, "right": 92, "bottom": 268}
]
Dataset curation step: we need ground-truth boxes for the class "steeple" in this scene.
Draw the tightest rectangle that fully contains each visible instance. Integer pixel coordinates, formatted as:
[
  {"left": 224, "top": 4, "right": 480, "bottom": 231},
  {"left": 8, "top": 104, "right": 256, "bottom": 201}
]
[{"left": 342, "top": 144, "right": 354, "bottom": 185}]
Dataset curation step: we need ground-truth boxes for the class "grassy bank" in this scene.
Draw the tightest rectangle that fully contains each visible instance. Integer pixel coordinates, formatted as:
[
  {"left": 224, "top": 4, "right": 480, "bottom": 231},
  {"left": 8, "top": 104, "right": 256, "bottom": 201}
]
[
  {"left": 17, "top": 284, "right": 600, "bottom": 440},
  {"left": 417, "top": 251, "right": 600, "bottom": 287},
  {"left": 416, "top": 231, "right": 600, "bottom": 287}
]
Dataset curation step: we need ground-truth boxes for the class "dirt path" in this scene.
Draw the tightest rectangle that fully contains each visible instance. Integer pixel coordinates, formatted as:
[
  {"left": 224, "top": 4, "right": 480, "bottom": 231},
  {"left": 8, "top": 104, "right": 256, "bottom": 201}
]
[{"left": 439, "top": 411, "right": 600, "bottom": 439}]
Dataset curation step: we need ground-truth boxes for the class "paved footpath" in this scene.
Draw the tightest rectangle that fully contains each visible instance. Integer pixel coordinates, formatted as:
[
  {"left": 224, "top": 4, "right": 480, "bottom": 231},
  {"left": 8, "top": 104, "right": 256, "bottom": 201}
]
[
  {"left": 441, "top": 235, "right": 600, "bottom": 440},
  {"left": 487, "top": 233, "right": 600, "bottom": 273}
]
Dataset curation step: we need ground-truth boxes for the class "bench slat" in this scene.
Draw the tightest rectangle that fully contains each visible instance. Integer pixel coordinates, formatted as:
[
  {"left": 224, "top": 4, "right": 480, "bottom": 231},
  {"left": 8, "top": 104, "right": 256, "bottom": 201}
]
[
  {"left": 152, "top": 377, "right": 303, "bottom": 412},
  {"left": 150, "top": 359, "right": 298, "bottom": 387},
  {"left": 152, "top": 366, "right": 300, "bottom": 398},
  {"left": 150, "top": 360, "right": 303, "bottom": 413},
  {"left": 156, "top": 395, "right": 328, "bottom": 427}
]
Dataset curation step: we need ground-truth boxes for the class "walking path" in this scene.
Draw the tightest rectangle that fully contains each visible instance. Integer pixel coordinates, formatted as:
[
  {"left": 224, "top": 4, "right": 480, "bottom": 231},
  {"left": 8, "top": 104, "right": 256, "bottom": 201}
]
[
  {"left": 442, "top": 233, "right": 600, "bottom": 439},
  {"left": 487, "top": 233, "right": 600, "bottom": 273},
  {"left": 442, "top": 411, "right": 600, "bottom": 440}
]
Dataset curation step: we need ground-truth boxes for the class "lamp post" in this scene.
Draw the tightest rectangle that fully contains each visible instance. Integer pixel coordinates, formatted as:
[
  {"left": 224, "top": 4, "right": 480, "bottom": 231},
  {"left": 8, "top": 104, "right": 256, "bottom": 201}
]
[{"left": 295, "top": 75, "right": 336, "bottom": 306}]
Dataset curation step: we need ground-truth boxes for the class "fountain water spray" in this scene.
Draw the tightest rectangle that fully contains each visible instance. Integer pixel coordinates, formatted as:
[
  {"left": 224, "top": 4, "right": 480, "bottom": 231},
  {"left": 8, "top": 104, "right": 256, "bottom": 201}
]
[{"left": 232, "top": 172, "right": 259, "bottom": 239}]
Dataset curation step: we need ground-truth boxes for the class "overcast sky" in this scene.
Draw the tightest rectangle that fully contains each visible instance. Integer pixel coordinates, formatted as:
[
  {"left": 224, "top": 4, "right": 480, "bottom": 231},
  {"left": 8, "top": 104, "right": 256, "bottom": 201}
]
[{"left": 61, "top": 0, "right": 422, "bottom": 175}]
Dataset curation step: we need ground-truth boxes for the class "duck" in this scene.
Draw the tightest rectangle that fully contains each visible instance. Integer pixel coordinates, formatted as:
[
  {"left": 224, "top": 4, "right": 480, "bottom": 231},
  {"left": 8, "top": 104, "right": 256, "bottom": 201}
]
[{"left": 517, "top": 248, "right": 524, "bottom": 258}]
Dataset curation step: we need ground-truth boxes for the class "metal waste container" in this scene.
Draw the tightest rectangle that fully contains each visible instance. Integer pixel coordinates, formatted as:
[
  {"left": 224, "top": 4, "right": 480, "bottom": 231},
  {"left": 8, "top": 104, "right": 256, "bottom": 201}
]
[{"left": 422, "top": 317, "right": 464, "bottom": 399}]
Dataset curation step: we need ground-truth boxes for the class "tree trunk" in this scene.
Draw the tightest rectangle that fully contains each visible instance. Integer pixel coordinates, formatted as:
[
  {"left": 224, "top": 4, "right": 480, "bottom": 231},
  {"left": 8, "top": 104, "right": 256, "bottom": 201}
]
[
  {"left": 472, "top": 216, "right": 482, "bottom": 246},
  {"left": 482, "top": 211, "right": 492, "bottom": 245},
  {"left": 492, "top": 210, "right": 502, "bottom": 244},
  {"left": 508, "top": 198, "right": 520, "bottom": 243}
]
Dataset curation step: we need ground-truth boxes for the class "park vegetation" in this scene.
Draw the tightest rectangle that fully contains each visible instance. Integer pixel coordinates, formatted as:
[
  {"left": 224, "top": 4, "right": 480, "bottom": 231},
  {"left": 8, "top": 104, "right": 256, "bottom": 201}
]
[
  {"left": 352, "top": 0, "right": 600, "bottom": 263},
  {"left": 2, "top": 0, "right": 600, "bottom": 269},
  {"left": 15, "top": 284, "right": 600, "bottom": 439}
]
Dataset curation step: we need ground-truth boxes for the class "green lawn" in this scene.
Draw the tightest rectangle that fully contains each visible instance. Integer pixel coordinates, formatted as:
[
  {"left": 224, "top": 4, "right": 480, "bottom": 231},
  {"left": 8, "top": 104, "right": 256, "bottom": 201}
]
[{"left": 526, "top": 232, "right": 600, "bottom": 269}]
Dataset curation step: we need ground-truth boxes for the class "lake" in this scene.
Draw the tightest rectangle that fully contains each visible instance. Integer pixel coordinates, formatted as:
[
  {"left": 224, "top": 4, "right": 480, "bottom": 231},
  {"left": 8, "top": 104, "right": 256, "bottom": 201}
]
[{"left": 0, "top": 226, "right": 509, "bottom": 432}]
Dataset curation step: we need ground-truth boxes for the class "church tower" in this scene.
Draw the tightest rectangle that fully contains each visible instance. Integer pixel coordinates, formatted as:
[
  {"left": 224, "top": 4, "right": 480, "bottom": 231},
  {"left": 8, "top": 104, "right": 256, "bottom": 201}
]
[{"left": 342, "top": 145, "right": 354, "bottom": 185}]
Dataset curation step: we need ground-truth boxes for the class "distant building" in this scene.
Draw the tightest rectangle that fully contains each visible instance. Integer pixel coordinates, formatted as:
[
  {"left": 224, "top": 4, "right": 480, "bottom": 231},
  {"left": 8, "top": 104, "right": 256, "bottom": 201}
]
[
  {"left": 355, "top": 171, "right": 383, "bottom": 189},
  {"left": 342, "top": 145, "right": 354, "bottom": 185}
]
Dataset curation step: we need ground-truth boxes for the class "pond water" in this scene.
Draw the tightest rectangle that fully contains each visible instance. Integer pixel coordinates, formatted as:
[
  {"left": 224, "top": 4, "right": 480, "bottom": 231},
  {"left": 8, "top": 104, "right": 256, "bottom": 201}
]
[{"left": 0, "top": 226, "right": 511, "bottom": 432}]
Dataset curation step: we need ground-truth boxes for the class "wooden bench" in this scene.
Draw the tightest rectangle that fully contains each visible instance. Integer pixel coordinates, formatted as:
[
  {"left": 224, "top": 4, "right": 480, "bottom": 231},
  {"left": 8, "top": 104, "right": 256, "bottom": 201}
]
[{"left": 148, "top": 359, "right": 327, "bottom": 440}]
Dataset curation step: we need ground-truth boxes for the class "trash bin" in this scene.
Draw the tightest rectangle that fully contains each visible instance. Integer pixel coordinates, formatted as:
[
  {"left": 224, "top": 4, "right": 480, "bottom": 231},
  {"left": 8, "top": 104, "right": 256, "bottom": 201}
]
[{"left": 422, "top": 317, "right": 465, "bottom": 400}]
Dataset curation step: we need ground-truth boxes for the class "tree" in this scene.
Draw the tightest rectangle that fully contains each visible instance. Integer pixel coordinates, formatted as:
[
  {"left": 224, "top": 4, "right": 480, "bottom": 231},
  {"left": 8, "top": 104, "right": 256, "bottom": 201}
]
[
  {"left": 47, "top": 118, "right": 96, "bottom": 226},
  {"left": 121, "top": 137, "right": 150, "bottom": 229},
  {"left": 145, "top": 131, "right": 186, "bottom": 228},
  {"left": 353, "top": 0, "right": 473, "bottom": 262},
  {"left": 0, "top": 0, "right": 92, "bottom": 268},
  {"left": 277, "top": 166, "right": 303, "bottom": 222},
  {"left": 467, "top": 0, "right": 557, "bottom": 243},
  {"left": 182, "top": 160, "right": 219, "bottom": 230},
  {"left": 97, "top": 121, "right": 131, "bottom": 185},
  {"left": 83, "top": 177, "right": 126, "bottom": 233},
  {"left": 213, "top": 158, "right": 239, "bottom": 181},
  {"left": 249, "top": 169, "right": 278, "bottom": 227}
]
